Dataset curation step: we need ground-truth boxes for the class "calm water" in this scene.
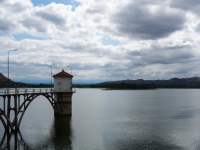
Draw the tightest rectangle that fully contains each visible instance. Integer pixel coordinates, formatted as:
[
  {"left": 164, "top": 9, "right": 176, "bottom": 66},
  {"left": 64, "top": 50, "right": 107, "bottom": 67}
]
[{"left": 1, "top": 88, "right": 200, "bottom": 149}]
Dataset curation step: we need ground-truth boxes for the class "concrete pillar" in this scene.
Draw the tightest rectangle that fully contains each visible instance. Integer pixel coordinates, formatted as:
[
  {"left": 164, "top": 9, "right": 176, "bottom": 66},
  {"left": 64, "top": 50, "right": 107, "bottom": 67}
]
[
  {"left": 7, "top": 95, "right": 11, "bottom": 131},
  {"left": 54, "top": 92, "right": 73, "bottom": 115},
  {"left": 14, "top": 95, "right": 18, "bottom": 130}
]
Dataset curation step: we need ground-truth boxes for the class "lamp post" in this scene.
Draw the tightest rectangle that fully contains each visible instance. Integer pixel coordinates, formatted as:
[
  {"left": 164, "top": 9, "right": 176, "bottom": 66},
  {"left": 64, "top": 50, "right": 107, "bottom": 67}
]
[
  {"left": 67, "top": 66, "right": 73, "bottom": 90},
  {"left": 67, "top": 66, "right": 72, "bottom": 75},
  {"left": 8, "top": 49, "right": 17, "bottom": 88},
  {"left": 50, "top": 65, "right": 52, "bottom": 90}
]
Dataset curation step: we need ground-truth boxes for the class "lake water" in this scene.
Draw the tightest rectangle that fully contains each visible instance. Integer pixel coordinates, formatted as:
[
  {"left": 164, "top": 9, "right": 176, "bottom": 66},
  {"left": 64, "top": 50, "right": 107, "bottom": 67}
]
[{"left": 1, "top": 88, "right": 200, "bottom": 149}]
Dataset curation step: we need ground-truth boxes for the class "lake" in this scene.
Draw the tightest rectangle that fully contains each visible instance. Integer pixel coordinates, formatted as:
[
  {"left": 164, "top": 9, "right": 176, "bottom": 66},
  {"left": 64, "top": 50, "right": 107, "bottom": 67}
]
[{"left": 1, "top": 88, "right": 200, "bottom": 149}]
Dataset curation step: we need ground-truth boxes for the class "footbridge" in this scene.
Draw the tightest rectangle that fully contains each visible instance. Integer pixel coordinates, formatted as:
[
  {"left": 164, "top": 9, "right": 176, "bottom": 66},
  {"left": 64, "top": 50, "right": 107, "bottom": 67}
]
[{"left": 0, "top": 88, "right": 76, "bottom": 131}]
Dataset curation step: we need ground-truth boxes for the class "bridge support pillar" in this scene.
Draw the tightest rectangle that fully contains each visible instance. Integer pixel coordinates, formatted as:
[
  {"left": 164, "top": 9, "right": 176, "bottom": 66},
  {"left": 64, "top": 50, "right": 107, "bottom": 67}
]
[
  {"left": 7, "top": 96, "right": 11, "bottom": 131},
  {"left": 54, "top": 92, "right": 73, "bottom": 115},
  {"left": 14, "top": 95, "right": 19, "bottom": 130}
]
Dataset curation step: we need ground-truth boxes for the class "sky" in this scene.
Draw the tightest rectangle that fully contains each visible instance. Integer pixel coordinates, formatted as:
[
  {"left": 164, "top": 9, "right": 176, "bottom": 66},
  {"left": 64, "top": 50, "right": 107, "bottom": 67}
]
[{"left": 1, "top": 0, "right": 200, "bottom": 84}]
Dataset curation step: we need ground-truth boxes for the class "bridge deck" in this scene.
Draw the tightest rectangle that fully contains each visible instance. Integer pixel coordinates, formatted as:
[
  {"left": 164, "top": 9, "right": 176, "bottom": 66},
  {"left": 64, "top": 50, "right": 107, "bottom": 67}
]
[{"left": 0, "top": 88, "right": 76, "bottom": 96}]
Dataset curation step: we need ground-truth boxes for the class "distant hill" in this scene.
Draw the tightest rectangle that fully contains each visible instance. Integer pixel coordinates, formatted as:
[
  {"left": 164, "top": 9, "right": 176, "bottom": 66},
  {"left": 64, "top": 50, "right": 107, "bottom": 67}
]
[
  {"left": 0, "top": 73, "right": 28, "bottom": 87},
  {"left": 0, "top": 73, "right": 51, "bottom": 88},
  {"left": 0, "top": 73, "right": 15, "bottom": 87},
  {"left": 93, "top": 77, "right": 200, "bottom": 89},
  {"left": 2, "top": 72, "right": 200, "bottom": 89},
  {"left": 0, "top": 73, "right": 8, "bottom": 86}
]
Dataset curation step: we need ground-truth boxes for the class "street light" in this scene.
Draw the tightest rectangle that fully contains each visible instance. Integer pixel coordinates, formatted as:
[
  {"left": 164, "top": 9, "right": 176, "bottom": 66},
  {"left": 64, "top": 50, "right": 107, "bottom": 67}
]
[
  {"left": 8, "top": 49, "right": 17, "bottom": 88},
  {"left": 67, "top": 66, "right": 73, "bottom": 90},
  {"left": 67, "top": 66, "right": 72, "bottom": 75},
  {"left": 50, "top": 65, "right": 52, "bottom": 90}
]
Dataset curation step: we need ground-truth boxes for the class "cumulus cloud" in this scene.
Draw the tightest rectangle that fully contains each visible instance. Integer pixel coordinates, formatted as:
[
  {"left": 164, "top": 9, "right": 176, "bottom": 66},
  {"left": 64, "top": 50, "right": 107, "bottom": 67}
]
[
  {"left": 111, "top": 2, "right": 186, "bottom": 40},
  {"left": 21, "top": 18, "right": 47, "bottom": 33},
  {"left": 0, "top": 19, "right": 15, "bottom": 33},
  {"left": 170, "top": 0, "right": 200, "bottom": 15},
  {"left": 0, "top": 0, "right": 200, "bottom": 83},
  {"left": 35, "top": 11, "right": 65, "bottom": 26}
]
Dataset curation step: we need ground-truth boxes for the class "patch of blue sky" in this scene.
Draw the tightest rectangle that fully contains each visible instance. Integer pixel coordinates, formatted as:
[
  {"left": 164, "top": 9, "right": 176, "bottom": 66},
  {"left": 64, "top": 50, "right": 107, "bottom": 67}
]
[
  {"left": 102, "top": 36, "right": 122, "bottom": 46},
  {"left": 13, "top": 33, "right": 51, "bottom": 41},
  {"left": 76, "top": 23, "right": 81, "bottom": 28},
  {"left": 96, "top": 32, "right": 101, "bottom": 36},
  {"left": 0, "top": 50, "right": 22, "bottom": 56},
  {"left": 0, "top": 31, "right": 4, "bottom": 36},
  {"left": 0, "top": 51, "right": 7, "bottom": 56},
  {"left": 31, "top": 0, "right": 80, "bottom": 11}
]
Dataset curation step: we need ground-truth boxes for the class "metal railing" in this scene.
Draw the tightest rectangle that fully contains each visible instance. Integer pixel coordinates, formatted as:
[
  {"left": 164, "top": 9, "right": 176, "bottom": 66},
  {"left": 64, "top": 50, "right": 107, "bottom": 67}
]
[{"left": 0, "top": 88, "right": 76, "bottom": 95}]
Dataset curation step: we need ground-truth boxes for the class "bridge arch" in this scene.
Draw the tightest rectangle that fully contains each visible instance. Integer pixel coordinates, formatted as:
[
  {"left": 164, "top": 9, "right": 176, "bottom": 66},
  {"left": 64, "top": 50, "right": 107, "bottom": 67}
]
[
  {"left": 17, "top": 93, "right": 61, "bottom": 129},
  {"left": 0, "top": 93, "right": 61, "bottom": 131},
  {"left": 0, "top": 109, "right": 14, "bottom": 130}
]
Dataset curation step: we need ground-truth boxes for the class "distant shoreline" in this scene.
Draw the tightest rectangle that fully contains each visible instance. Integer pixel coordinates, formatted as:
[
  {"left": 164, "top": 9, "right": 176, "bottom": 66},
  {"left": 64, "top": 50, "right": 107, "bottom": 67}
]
[{"left": 102, "top": 88, "right": 157, "bottom": 90}]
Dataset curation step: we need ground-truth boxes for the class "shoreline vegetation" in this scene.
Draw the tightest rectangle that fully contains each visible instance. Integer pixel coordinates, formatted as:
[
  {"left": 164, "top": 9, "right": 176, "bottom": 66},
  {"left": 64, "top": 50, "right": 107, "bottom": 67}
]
[
  {"left": 2, "top": 73, "right": 200, "bottom": 89},
  {"left": 1, "top": 83, "right": 200, "bottom": 89},
  {"left": 74, "top": 83, "right": 157, "bottom": 89}
]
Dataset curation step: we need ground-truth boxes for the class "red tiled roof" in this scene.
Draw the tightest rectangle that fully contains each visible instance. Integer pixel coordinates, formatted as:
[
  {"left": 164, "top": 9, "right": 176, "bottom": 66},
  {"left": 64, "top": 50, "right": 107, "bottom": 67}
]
[{"left": 53, "top": 69, "right": 73, "bottom": 77}]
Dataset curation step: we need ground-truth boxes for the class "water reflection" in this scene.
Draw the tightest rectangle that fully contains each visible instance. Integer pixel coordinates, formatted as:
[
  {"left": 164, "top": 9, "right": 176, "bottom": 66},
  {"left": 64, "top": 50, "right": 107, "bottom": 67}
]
[
  {"left": 101, "top": 119, "right": 185, "bottom": 150},
  {"left": 49, "top": 116, "right": 72, "bottom": 150},
  {"left": 171, "top": 108, "right": 200, "bottom": 120},
  {"left": 106, "top": 138, "right": 184, "bottom": 150},
  {"left": 2, "top": 89, "right": 200, "bottom": 149},
  {"left": 0, "top": 130, "right": 31, "bottom": 150},
  {"left": 0, "top": 116, "right": 72, "bottom": 150}
]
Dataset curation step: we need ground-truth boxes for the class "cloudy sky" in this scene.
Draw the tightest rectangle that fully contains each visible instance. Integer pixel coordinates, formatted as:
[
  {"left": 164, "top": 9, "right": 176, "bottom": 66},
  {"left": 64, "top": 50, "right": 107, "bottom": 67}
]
[{"left": 0, "top": 0, "right": 200, "bottom": 84}]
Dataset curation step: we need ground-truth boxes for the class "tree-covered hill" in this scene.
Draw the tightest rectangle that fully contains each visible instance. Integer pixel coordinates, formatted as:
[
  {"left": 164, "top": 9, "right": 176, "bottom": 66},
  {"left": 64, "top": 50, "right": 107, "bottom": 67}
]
[
  {"left": 0, "top": 73, "right": 50, "bottom": 88},
  {"left": 94, "top": 77, "right": 200, "bottom": 89},
  {"left": 2, "top": 72, "right": 200, "bottom": 89}
]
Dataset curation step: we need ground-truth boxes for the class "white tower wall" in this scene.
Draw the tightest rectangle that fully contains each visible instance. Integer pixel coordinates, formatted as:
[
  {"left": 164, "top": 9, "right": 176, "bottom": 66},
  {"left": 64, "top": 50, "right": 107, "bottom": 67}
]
[{"left": 54, "top": 77, "right": 72, "bottom": 91}]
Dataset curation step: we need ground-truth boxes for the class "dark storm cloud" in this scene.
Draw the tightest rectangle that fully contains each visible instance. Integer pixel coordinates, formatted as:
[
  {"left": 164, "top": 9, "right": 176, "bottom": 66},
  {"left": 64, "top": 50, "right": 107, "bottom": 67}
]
[
  {"left": 0, "top": 19, "right": 15, "bottom": 33},
  {"left": 149, "top": 49, "right": 194, "bottom": 64},
  {"left": 10, "top": 2, "right": 30, "bottom": 12},
  {"left": 0, "top": 0, "right": 32, "bottom": 13},
  {"left": 58, "top": 41, "right": 112, "bottom": 57},
  {"left": 6, "top": 2, "right": 31, "bottom": 13},
  {"left": 194, "top": 22, "right": 200, "bottom": 32},
  {"left": 170, "top": 0, "right": 200, "bottom": 14},
  {"left": 9, "top": 60, "right": 53, "bottom": 79},
  {"left": 86, "top": 6, "right": 106, "bottom": 14},
  {"left": 127, "top": 50, "right": 142, "bottom": 57},
  {"left": 143, "top": 50, "right": 194, "bottom": 65},
  {"left": 35, "top": 11, "right": 66, "bottom": 26},
  {"left": 111, "top": 2, "right": 186, "bottom": 40},
  {"left": 21, "top": 18, "right": 47, "bottom": 33},
  {"left": 169, "top": 68, "right": 192, "bottom": 76},
  {"left": 126, "top": 44, "right": 195, "bottom": 67},
  {"left": 74, "top": 63, "right": 101, "bottom": 70}
]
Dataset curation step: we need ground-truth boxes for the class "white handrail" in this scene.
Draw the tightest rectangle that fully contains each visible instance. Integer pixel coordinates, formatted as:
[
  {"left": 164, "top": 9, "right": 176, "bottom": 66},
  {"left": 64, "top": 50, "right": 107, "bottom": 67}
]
[{"left": 0, "top": 88, "right": 76, "bottom": 95}]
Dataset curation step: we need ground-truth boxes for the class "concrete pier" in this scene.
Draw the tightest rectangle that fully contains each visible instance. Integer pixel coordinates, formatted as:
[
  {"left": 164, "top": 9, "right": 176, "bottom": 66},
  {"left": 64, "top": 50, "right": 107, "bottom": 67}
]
[{"left": 54, "top": 92, "right": 73, "bottom": 115}]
